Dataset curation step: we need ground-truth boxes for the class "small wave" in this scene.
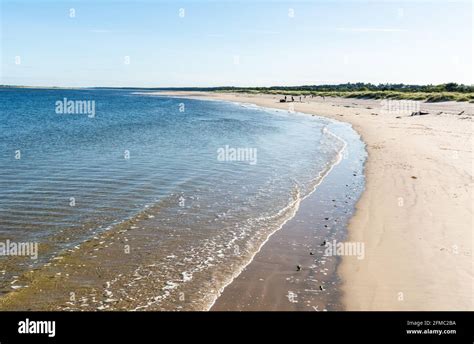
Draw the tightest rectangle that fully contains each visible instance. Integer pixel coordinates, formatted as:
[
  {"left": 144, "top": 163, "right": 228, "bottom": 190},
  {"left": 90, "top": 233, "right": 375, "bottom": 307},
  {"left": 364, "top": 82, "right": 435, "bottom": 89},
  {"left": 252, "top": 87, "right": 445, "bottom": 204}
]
[{"left": 205, "top": 125, "right": 348, "bottom": 310}]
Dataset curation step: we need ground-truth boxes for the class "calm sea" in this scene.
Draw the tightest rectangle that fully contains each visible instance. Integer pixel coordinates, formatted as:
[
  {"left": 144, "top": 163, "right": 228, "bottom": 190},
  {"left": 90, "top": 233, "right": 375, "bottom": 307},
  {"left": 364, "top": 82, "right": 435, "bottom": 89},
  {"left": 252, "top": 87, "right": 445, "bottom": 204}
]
[{"left": 0, "top": 88, "right": 360, "bottom": 310}]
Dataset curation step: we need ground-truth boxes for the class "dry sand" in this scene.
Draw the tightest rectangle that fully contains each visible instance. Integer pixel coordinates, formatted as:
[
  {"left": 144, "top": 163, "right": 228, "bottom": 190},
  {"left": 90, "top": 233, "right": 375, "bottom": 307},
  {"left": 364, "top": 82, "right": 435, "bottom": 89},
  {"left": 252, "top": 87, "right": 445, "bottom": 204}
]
[{"left": 156, "top": 91, "right": 473, "bottom": 311}]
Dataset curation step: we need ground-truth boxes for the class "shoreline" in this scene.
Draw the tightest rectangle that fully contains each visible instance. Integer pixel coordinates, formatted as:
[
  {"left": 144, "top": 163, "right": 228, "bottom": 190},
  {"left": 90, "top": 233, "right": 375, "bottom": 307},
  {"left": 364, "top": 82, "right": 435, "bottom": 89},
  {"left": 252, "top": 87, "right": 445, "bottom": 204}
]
[
  {"left": 152, "top": 91, "right": 473, "bottom": 311},
  {"left": 206, "top": 119, "right": 358, "bottom": 311}
]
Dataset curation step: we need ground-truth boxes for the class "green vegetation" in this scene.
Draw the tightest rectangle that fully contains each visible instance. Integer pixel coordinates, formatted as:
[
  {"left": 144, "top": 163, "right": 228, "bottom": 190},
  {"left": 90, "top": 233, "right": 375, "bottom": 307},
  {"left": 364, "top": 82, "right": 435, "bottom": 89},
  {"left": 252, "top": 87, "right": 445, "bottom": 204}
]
[
  {"left": 213, "top": 83, "right": 474, "bottom": 103},
  {"left": 2, "top": 83, "right": 473, "bottom": 102}
]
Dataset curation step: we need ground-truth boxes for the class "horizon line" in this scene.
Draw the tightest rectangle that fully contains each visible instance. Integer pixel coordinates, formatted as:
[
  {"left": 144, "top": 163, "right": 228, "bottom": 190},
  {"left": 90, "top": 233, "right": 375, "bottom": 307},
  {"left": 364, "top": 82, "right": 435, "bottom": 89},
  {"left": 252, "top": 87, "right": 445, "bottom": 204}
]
[{"left": 1, "top": 82, "right": 473, "bottom": 90}]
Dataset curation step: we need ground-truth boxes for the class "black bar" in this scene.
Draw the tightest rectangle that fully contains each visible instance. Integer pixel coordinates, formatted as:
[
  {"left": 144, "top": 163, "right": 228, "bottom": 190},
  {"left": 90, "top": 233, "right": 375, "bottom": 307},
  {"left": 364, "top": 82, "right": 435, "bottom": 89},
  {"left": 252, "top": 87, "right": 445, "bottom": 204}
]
[{"left": 0, "top": 311, "right": 472, "bottom": 343}]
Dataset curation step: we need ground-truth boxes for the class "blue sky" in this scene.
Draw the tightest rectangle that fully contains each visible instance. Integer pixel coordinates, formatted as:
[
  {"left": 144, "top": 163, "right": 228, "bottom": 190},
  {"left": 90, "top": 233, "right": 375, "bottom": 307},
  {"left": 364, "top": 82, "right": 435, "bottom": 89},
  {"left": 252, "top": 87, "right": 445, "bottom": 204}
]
[{"left": 1, "top": 0, "right": 472, "bottom": 87}]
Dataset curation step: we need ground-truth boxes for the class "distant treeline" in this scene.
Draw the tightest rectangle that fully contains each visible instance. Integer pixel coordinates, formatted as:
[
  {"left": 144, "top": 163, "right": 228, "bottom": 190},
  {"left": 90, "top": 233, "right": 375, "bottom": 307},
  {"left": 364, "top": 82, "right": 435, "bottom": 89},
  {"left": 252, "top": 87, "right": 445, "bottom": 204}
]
[
  {"left": 211, "top": 83, "right": 474, "bottom": 102},
  {"left": 2, "top": 83, "right": 473, "bottom": 102},
  {"left": 2, "top": 83, "right": 472, "bottom": 93},
  {"left": 213, "top": 83, "right": 474, "bottom": 93}
]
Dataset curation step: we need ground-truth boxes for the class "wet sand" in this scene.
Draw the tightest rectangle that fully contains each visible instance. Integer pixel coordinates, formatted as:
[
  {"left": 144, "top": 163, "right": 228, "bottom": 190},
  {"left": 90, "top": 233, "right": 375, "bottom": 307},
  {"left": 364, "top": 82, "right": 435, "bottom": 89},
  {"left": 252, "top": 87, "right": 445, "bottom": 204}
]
[
  {"left": 157, "top": 91, "right": 473, "bottom": 311},
  {"left": 211, "top": 120, "right": 366, "bottom": 311}
]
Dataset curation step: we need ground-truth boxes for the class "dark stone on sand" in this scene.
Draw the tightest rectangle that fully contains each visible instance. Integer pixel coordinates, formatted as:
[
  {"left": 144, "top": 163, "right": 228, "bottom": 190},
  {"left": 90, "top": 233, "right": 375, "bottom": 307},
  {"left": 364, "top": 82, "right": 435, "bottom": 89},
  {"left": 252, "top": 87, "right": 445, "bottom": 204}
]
[
  {"left": 324, "top": 217, "right": 329, "bottom": 220},
  {"left": 396, "top": 116, "right": 401, "bottom": 119},
  {"left": 310, "top": 252, "right": 314, "bottom": 256},
  {"left": 410, "top": 111, "right": 429, "bottom": 116},
  {"left": 319, "top": 285, "right": 325, "bottom": 291},
  {"left": 296, "top": 265, "right": 301, "bottom": 271},
  {"left": 411, "top": 176, "right": 417, "bottom": 179},
  {"left": 320, "top": 240, "right": 327, "bottom": 247}
]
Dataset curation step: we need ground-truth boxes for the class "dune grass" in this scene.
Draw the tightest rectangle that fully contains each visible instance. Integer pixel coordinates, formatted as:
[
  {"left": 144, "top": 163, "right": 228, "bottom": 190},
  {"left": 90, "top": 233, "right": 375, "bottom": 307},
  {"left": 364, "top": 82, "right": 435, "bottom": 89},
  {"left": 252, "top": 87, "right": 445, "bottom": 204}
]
[
  {"left": 216, "top": 84, "right": 474, "bottom": 103},
  {"left": 223, "top": 89, "right": 474, "bottom": 103}
]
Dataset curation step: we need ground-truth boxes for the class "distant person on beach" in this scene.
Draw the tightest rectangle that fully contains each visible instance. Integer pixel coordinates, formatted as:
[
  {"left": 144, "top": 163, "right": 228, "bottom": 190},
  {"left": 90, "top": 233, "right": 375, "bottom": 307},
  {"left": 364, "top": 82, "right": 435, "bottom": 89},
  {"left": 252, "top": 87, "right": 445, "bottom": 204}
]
[{"left": 291, "top": 96, "right": 295, "bottom": 102}]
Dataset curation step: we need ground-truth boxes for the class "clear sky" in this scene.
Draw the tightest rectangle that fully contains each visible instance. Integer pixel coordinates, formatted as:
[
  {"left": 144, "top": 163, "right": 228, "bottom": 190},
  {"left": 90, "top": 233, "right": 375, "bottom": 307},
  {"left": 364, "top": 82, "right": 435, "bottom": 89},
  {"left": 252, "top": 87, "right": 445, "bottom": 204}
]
[{"left": 1, "top": 0, "right": 472, "bottom": 87}]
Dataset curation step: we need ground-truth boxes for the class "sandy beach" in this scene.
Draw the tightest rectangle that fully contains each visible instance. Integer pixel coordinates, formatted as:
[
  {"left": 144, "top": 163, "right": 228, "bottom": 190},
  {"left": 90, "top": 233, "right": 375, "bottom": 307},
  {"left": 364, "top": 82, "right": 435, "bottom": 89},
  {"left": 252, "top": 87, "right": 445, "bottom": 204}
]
[{"left": 157, "top": 91, "right": 473, "bottom": 311}]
